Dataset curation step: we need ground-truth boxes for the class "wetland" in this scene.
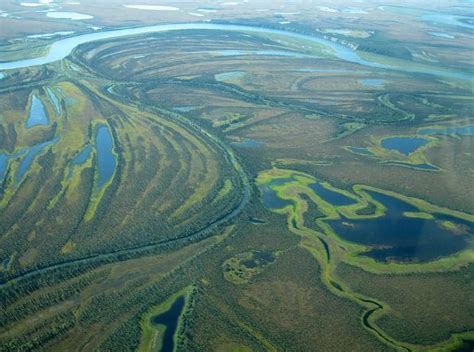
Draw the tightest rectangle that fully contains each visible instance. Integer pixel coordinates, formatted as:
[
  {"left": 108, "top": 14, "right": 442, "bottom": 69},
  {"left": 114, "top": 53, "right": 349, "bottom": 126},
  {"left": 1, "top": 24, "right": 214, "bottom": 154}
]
[{"left": 0, "top": 2, "right": 473, "bottom": 351}]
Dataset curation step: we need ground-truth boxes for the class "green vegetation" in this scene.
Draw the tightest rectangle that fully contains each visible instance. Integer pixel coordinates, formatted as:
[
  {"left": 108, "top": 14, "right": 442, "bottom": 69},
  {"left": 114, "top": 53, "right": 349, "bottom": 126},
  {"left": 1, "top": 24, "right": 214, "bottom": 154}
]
[
  {"left": 1, "top": 5, "right": 473, "bottom": 350},
  {"left": 223, "top": 250, "right": 276, "bottom": 284}
]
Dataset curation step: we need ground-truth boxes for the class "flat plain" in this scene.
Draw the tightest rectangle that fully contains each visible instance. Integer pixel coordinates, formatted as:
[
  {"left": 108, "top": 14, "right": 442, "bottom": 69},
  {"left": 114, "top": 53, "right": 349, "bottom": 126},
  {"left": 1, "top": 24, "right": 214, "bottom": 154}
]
[{"left": 0, "top": 0, "right": 473, "bottom": 351}]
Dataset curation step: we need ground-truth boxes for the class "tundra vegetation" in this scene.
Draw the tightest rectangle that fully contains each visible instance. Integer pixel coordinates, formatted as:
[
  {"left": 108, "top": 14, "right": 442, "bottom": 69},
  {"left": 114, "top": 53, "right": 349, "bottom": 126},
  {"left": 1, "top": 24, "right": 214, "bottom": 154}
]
[{"left": 0, "top": 0, "right": 473, "bottom": 351}]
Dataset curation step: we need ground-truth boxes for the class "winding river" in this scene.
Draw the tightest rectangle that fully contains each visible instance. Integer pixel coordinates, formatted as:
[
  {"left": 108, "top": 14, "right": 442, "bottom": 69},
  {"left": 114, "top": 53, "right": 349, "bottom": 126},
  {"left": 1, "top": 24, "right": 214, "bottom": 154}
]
[{"left": 0, "top": 23, "right": 472, "bottom": 81}]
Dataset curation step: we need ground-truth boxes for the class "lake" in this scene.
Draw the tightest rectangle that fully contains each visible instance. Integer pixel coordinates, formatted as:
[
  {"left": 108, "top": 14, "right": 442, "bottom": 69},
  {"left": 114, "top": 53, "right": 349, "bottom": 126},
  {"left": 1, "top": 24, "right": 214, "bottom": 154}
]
[
  {"left": 151, "top": 296, "right": 185, "bottom": 352},
  {"left": 72, "top": 145, "right": 92, "bottom": 165},
  {"left": 310, "top": 182, "right": 356, "bottom": 206},
  {"left": 95, "top": 125, "right": 117, "bottom": 190},
  {"left": 16, "top": 137, "right": 58, "bottom": 184},
  {"left": 260, "top": 178, "right": 294, "bottom": 209},
  {"left": 381, "top": 136, "right": 429, "bottom": 155},
  {"left": 328, "top": 191, "right": 472, "bottom": 262},
  {"left": 26, "top": 95, "right": 49, "bottom": 128}
]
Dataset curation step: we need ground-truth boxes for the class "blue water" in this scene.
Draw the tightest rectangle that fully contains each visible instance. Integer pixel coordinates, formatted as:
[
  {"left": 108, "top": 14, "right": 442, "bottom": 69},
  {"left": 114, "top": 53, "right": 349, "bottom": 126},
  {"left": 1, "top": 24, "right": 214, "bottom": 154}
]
[
  {"left": 261, "top": 185, "right": 293, "bottom": 209},
  {"left": 0, "top": 22, "right": 469, "bottom": 81},
  {"left": 359, "top": 79, "right": 386, "bottom": 87},
  {"left": 0, "top": 154, "right": 8, "bottom": 183},
  {"left": 16, "top": 137, "right": 58, "bottom": 183},
  {"left": 231, "top": 139, "right": 264, "bottom": 148},
  {"left": 419, "top": 125, "right": 474, "bottom": 136},
  {"left": 151, "top": 296, "right": 186, "bottom": 352},
  {"left": 381, "top": 137, "right": 429, "bottom": 155},
  {"left": 95, "top": 125, "right": 117, "bottom": 190},
  {"left": 26, "top": 95, "right": 49, "bottom": 128},
  {"left": 260, "top": 178, "right": 295, "bottom": 209},
  {"left": 46, "top": 88, "right": 61, "bottom": 115},
  {"left": 328, "top": 191, "right": 473, "bottom": 262},
  {"left": 72, "top": 145, "right": 92, "bottom": 165},
  {"left": 310, "top": 183, "right": 356, "bottom": 206}
]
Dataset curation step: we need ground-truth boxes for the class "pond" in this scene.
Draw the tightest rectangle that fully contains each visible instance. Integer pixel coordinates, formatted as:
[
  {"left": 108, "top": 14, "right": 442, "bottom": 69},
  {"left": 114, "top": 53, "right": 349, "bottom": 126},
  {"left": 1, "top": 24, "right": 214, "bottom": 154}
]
[
  {"left": 381, "top": 136, "right": 429, "bottom": 155},
  {"left": 95, "top": 125, "right": 117, "bottom": 190},
  {"left": 309, "top": 183, "right": 356, "bottom": 206},
  {"left": 26, "top": 95, "right": 49, "bottom": 128},
  {"left": 151, "top": 296, "right": 185, "bottom": 352},
  {"left": 327, "top": 191, "right": 472, "bottom": 262},
  {"left": 241, "top": 250, "right": 275, "bottom": 269}
]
